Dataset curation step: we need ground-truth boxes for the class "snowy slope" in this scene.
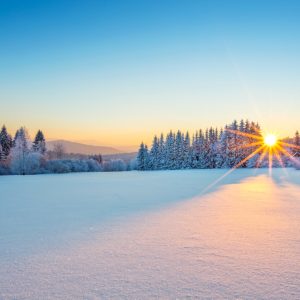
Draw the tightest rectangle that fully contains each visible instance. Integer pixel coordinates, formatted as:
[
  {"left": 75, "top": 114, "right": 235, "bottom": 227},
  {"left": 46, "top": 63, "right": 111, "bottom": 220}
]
[{"left": 1, "top": 169, "right": 300, "bottom": 299}]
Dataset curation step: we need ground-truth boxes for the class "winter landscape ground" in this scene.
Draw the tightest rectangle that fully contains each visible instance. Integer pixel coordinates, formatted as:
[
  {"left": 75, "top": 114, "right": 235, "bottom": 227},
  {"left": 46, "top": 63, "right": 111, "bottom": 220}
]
[{"left": 1, "top": 168, "right": 300, "bottom": 299}]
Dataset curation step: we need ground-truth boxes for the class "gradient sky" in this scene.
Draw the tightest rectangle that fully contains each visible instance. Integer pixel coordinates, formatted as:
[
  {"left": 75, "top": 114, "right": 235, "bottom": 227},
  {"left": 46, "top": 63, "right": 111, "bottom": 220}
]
[{"left": 1, "top": 0, "right": 299, "bottom": 148}]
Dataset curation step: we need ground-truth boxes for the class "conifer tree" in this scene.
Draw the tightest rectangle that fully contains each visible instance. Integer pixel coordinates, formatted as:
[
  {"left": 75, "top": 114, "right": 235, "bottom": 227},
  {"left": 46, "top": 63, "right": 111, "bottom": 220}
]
[
  {"left": 158, "top": 134, "right": 165, "bottom": 169},
  {"left": 174, "top": 131, "right": 184, "bottom": 169},
  {"left": 183, "top": 131, "right": 192, "bottom": 168},
  {"left": 32, "top": 130, "right": 46, "bottom": 154},
  {"left": 137, "top": 143, "right": 149, "bottom": 171},
  {"left": 149, "top": 136, "right": 159, "bottom": 170},
  {"left": 165, "top": 131, "right": 176, "bottom": 169},
  {"left": 0, "top": 125, "right": 12, "bottom": 159}
]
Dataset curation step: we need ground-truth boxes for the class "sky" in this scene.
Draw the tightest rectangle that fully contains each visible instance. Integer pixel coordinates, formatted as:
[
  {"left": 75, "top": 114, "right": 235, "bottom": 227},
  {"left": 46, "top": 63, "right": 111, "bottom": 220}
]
[{"left": 1, "top": 0, "right": 299, "bottom": 149}]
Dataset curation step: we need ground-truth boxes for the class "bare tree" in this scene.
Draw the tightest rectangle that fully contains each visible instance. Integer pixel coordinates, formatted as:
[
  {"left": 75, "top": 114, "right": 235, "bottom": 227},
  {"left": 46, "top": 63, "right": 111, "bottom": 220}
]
[{"left": 53, "top": 143, "right": 65, "bottom": 159}]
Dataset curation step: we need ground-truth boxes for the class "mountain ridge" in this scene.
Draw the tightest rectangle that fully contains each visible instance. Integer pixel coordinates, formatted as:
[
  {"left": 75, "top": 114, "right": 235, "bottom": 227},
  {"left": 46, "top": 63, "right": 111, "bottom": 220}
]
[{"left": 47, "top": 140, "right": 122, "bottom": 155}]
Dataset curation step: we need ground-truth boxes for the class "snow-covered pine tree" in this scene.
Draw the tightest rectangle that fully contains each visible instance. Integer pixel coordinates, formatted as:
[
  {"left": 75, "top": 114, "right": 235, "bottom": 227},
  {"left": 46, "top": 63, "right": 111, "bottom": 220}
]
[
  {"left": 223, "top": 120, "right": 239, "bottom": 168},
  {"left": 206, "top": 127, "right": 217, "bottom": 168},
  {"left": 136, "top": 142, "right": 149, "bottom": 171},
  {"left": 199, "top": 129, "right": 208, "bottom": 168},
  {"left": 216, "top": 126, "right": 228, "bottom": 168},
  {"left": 157, "top": 133, "right": 165, "bottom": 169},
  {"left": 0, "top": 125, "right": 13, "bottom": 160},
  {"left": 236, "top": 119, "right": 247, "bottom": 167},
  {"left": 32, "top": 130, "right": 46, "bottom": 154},
  {"left": 191, "top": 131, "right": 199, "bottom": 168},
  {"left": 165, "top": 131, "right": 176, "bottom": 169},
  {"left": 174, "top": 130, "right": 184, "bottom": 169},
  {"left": 183, "top": 131, "right": 192, "bottom": 169},
  {"left": 214, "top": 128, "right": 223, "bottom": 168},
  {"left": 197, "top": 129, "right": 207, "bottom": 168},
  {"left": 149, "top": 136, "right": 159, "bottom": 170}
]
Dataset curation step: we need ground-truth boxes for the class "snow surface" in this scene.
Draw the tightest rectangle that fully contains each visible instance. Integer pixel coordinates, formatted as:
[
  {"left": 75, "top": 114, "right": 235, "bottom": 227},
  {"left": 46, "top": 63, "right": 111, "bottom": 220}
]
[{"left": 1, "top": 169, "right": 300, "bottom": 299}]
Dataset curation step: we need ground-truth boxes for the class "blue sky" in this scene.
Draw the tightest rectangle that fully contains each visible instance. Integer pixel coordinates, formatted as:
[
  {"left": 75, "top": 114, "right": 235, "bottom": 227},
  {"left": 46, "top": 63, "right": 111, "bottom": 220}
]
[{"left": 1, "top": 0, "right": 299, "bottom": 147}]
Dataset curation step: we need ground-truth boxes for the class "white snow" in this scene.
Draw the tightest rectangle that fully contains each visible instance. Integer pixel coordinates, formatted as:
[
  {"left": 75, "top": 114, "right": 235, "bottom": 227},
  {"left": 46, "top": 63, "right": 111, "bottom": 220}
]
[{"left": 1, "top": 169, "right": 300, "bottom": 299}]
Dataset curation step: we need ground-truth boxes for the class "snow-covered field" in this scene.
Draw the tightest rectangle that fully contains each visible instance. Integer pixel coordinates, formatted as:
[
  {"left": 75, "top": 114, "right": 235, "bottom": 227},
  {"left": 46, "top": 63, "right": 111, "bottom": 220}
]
[{"left": 1, "top": 169, "right": 300, "bottom": 299}]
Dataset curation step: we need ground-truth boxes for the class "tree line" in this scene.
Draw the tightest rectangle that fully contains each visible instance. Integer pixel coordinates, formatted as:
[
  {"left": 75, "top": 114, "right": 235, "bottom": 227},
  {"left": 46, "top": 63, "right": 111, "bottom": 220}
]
[
  {"left": 0, "top": 126, "right": 106, "bottom": 175},
  {"left": 1, "top": 121, "right": 299, "bottom": 175},
  {"left": 136, "top": 119, "right": 300, "bottom": 171}
]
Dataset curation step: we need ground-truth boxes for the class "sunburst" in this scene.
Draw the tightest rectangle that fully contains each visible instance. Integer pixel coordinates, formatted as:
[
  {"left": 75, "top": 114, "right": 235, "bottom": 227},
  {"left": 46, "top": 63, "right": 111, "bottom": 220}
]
[
  {"left": 264, "top": 134, "right": 277, "bottom": 147},
  {"left": 202, "top": 128, "right": 300, "bottom": 194}
]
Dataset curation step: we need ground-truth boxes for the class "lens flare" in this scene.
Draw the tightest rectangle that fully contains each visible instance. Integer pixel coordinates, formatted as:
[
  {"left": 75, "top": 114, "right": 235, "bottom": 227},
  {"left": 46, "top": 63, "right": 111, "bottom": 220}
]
[{"left": 264, "top": 134, "right": 277, "bottom": 147}]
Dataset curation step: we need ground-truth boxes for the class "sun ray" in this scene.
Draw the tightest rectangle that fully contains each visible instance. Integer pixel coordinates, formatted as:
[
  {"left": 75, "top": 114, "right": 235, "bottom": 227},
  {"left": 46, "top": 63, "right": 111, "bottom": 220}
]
[
  {"left": 225, "top": 128, "right": 263, "bottom": 141},
  {"left": 277, "top": 145, "right": 300, "bottom": 167},
  {"left": 279, "top": 141, "right": 300, "bottom": 150},
  {"left": 268, "top": 147, "right": 273, "bottom": 176},
  {"left": 273, "top": 147, "right": 289, "bottom": 176},
  {"left": 201, "top": 145, "right": 265, "bottom": 194},
  {"left": 232, "top": 142, "right": 261, "bottom": 151},
  {"left": 256, "top": 146, "right": 268, "bottom": 167},
  {"left": 240, "top": 141, "right": 263, "bottom": 149},
  {"left": 273, "top": 147, "right": 285, "bottom": 168}
]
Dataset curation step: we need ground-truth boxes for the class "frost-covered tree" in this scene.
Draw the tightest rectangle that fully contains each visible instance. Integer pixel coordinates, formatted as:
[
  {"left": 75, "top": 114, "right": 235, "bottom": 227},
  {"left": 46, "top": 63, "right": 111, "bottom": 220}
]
[
  {"left": 149, "top": 136, "right": 160, "bottom": 170},
  {"left": 32, "top": 130, "right": 46, "bottom": 154},
  {"left": 157, "top": 133, "right": 165, "bottom": 169},
  {"left": 136, "top": 143, "right": 149, "bottom": 171},
  {"left": 183, "top": 132, "right": 192, "bottom": 168},
  {"left": 191, "top": 131, "right": 199, "bottom": 168},
  {"left": 10, "top": 127, "right": 31, "bottom": 175},
  {"left": 0, "top": 125, "right": 12, "bottom": 160},
  {"left": 174, "top": 131, "right": 184, "bottom": 169},
  {"left": 165, "top": 131, "right": 176, "bottom": 169}
]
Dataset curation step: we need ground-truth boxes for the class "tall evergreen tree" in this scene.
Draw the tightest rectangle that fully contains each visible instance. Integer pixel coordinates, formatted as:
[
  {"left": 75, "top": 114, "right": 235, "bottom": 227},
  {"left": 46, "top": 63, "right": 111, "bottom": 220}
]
[
  {"left": 136, "top": 143, "right": 149, "bottom": 171},
  {"left": 0, "top": 125, "right": 12, "bottom": 159},
  {"left": 32, "top": 130, "right": 46, "bottom": 154},
  {"left": 174, "top": 131, "right": 184, "bottom": 169},
  {"left": 157, "top": 134, "right": 165, "bottom": 169},
  {"left": 149, "top": 136, "right": 159, "bottom": 170},
  {"left": 165, "top": 131, "right": 176, "bottom": 169}
]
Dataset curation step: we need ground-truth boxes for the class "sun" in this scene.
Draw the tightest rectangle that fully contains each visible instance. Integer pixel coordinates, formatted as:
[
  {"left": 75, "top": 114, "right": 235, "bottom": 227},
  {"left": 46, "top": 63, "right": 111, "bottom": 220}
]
[{"left": 264, "top": 134, "right": 277, "bottom": 147}]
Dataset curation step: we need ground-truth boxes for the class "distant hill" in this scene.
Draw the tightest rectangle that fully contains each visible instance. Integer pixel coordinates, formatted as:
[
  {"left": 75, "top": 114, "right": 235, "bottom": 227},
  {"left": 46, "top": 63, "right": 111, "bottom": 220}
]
[{"left": 47, "top": 140, "right": 122, "bottom": 155}]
